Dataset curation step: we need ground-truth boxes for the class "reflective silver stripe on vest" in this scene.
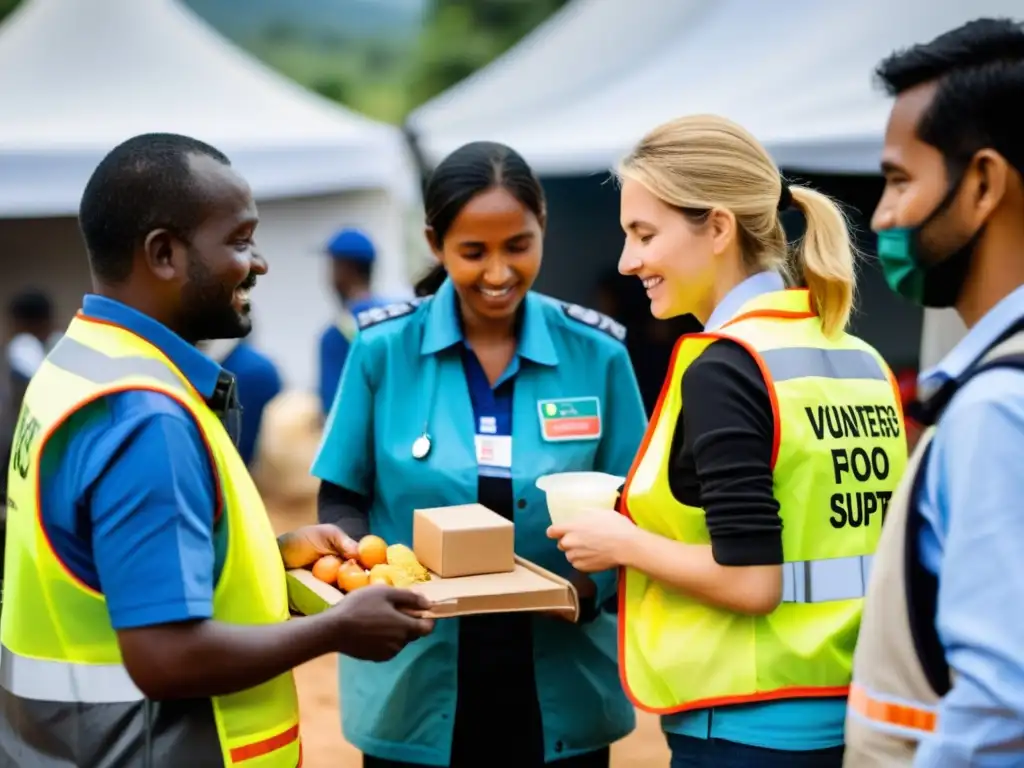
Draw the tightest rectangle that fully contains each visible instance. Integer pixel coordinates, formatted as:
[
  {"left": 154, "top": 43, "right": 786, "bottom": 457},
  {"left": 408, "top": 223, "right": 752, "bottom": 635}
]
[
  {"left": 48, "top": 336, "right": 186, "bottom": 392},
  {"left": 781, "top": 554, "right": 873, "bottom": 603},
  {"left": 761, "top": 347, "right": 887, "bottom": 383},
  {"left": 0, "top": 644, "right": 145, "bottom": 703}
]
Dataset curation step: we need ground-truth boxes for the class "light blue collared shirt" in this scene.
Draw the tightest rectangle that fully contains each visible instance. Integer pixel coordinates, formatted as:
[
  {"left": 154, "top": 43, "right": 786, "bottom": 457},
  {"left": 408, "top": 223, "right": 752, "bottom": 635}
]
[
  {"left": 704, "top": 270, "right": 785, "bottom": 331},
  {"left": 913, "top": 284, "right": 1024, "bottom": 767},
  {"left": 662, "top": 270, "right": 847, "bottom": 751}
]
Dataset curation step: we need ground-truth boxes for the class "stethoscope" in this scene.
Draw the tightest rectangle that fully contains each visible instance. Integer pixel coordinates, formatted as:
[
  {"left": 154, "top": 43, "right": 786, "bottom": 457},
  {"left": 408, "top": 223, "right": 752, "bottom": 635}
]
[{"left": 411, "top": 355, "right": 439, "bottom": 460}]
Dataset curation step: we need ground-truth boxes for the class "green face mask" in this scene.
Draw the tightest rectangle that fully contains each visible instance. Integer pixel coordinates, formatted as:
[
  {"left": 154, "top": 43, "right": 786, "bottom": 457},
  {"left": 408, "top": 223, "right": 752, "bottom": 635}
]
[
  {"left": 874, "top": 177, "right": 982, "bottom": 308},
  {"left": 876, "top": 228, "right": 922, "bottom": 301}
]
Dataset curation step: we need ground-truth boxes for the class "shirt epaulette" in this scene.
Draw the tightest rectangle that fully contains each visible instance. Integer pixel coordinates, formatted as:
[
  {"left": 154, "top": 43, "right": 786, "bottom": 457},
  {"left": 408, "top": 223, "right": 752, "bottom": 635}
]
[
  {"left": 560, "top": 301, "right": 627, "bottom": 342},
  {"left": 356, "top": 298, "right": 428, "bottom": 331}
]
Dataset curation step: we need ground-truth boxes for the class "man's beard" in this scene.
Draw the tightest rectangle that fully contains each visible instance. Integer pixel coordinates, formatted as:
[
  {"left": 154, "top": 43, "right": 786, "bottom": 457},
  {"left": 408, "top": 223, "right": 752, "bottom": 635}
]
[{"left": 178, "top": 253, "right": 254, "bottom": 343}]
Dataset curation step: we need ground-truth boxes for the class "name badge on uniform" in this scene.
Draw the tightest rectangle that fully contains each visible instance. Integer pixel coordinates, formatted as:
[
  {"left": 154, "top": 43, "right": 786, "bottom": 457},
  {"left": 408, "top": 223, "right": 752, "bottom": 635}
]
[
  {"left": 475, "top": 434, "right": 513, "bottom": 478},
  {"left": 537, "top": 397, "right": 602, "bottom": 442}
]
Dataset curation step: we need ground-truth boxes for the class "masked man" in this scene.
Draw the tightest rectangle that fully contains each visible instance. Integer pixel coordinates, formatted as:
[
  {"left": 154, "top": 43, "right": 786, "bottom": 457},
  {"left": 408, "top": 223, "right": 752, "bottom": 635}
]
[{"left": 845, "top": 18, "right": 1024, "bottom": 767}]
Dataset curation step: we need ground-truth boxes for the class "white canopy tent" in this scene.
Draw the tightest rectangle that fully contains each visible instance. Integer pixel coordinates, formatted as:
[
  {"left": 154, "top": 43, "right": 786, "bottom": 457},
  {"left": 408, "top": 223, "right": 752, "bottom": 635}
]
[
  {"left": 408, "top": 0, "right": 709, "bottom": 148},
  {"left": 410, "top": 0, "right": 1013, "bottom": 369},
  {"left": 0, "top": 0, "right": 421, "bottom": 391},
  {"left": 411, "top": 0, "right": 1022, "bottom": 175}
]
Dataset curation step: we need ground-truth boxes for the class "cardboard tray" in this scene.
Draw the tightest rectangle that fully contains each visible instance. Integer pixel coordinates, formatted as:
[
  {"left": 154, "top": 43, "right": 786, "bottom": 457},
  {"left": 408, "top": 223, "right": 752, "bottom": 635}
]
[{"left": 287, "top": 555, "right": 579, "bottom": 622}]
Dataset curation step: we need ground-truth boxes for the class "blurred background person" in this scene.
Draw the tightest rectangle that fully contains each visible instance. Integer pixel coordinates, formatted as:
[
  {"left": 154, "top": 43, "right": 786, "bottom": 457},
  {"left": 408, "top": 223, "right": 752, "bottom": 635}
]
[
  {"left": 312, "top": 141, "right": 645, "bottom": 768},
  {"left": 0, "top": 288, "right": 58, "bottom": 501},
  {"left": 318, "top": 227, "right": 389, "bottom": 415},
  {"left": 5, "top": 288, "right": 57, "bottom": 398},
  {"left": 198, "top": 336, "right": 283, "bottom": 467}
]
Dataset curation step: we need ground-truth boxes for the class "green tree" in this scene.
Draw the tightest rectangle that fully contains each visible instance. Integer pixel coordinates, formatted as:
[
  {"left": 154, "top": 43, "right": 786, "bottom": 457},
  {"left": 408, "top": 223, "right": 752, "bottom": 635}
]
[
  {"left": 0, "top": 0, "right": 21, "bottom": 25},
  {"left": 0, "top": 0, "right": 569, "bottom": 124},
  {"left": 407, "top": 0, "right": 570, "bottom": 110}
]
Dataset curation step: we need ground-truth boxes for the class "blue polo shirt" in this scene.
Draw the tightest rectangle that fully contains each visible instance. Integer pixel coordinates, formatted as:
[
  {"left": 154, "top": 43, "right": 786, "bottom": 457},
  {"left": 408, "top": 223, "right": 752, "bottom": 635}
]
[
  {"left": 318, "top": 296, "right": 388, "bottom": 413},
  {"left": 39, "top": 295, "right": 224, "bottom": 630},
  {"left": 463, "top": 345, "right": 515, "bottom": 476},
  {"left": 220, "top": 342, "right": 282, "bottom": 466}
]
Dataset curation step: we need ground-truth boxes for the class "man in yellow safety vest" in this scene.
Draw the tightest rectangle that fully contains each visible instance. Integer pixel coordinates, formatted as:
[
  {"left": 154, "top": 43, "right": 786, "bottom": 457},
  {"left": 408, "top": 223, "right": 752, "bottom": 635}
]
[{"left": 0, "top": 133, "right": 434, "bottom": 767}]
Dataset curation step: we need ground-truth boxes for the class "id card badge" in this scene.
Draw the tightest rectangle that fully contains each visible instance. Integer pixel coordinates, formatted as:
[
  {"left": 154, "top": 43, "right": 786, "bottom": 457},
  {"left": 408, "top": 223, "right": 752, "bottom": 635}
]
[
  {"left": 537, "top": 397, "right": 602, "bottom": 442},
  {"left": 475, "top": 433, "right": 513, "bottom": 478}
]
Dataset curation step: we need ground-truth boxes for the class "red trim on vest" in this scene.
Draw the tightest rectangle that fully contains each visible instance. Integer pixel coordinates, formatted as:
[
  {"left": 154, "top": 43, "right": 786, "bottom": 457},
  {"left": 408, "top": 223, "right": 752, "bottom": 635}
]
[{"left": 229, "top": 723, "right": 301, "bottom": 763}]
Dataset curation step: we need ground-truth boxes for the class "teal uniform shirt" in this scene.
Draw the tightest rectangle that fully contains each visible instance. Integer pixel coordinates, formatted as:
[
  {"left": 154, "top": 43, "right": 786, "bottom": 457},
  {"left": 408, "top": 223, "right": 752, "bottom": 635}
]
[{"left": 311, "top": 279, "right": 645, "bottom": 766}]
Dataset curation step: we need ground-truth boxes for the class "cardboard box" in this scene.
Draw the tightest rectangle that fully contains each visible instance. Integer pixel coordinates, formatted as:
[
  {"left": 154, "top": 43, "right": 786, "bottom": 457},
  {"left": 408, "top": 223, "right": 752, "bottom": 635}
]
[
  {"left": 287, "top": 555, "right": 579, "bottom": 622},
  {"left": 413, "top": 503, "right": 515, "bottom": 578}
]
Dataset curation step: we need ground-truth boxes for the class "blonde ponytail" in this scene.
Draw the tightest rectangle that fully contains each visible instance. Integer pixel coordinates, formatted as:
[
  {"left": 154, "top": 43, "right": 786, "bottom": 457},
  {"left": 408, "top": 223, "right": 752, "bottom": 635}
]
[
  {"left": 788, "top": 185, "right": 858, "bottom": 337},
  {"left": 621, "top": 114, "right": 861, "bottom": 338}
]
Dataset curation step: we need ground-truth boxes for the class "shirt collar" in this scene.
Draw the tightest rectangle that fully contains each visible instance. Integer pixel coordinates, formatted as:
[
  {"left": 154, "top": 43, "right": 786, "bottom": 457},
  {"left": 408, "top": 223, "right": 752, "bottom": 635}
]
[
  {"left": 705, "top": 271, "right": 786, "bottom": 331},
  {"left": 81, "top": 294, "right": 223, "bottom": 399},
  {"left": 420, "top": 278, "right": 558, "bottom": 365},
  {"left": 920, "top": 283, "right": 1024, "bottom": 397}
]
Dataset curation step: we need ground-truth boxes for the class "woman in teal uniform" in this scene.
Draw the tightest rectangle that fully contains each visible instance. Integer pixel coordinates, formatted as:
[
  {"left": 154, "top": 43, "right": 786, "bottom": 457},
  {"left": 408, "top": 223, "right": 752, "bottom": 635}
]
[{"left": 311, "top": 141, "right": 646, "bottom": 768}]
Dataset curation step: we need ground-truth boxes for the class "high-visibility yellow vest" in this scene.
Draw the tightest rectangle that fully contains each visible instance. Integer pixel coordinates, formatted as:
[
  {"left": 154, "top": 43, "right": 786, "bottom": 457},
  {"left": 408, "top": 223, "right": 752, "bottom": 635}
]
[
  {"left": 0, "top": 314, "right": 301, "bottom": 767},
  {"left": 620, "top": 288, "right": 907, "bottom": 714}
]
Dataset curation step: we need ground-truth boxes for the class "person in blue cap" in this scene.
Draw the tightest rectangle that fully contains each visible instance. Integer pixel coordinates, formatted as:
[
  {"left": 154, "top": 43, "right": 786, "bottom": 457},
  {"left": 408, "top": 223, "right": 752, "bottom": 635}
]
[{"left": 317, "top": 227, "right": 388, "bottom": 414}]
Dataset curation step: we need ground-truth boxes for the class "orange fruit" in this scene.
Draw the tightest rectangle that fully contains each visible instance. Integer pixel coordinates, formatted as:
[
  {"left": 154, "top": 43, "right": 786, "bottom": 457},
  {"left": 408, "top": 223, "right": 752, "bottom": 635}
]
[
  {"left": 337, "top": 565, "right": 370, "bottom": 593},
  {"left": 311, "top": 555, "right": 342, "bottom": 584},
  {"left": 338, "top": 558, "right": 363, "bottom": 577},
  {"left": 357, "top": 535, "right": 389, "bottom": 569}
]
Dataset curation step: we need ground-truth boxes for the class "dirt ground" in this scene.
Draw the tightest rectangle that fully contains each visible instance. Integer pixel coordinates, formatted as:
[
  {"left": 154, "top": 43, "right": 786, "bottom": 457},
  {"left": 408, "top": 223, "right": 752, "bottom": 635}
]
[{"left": 268, "top": 500, "right": 670, "bottom": 768}]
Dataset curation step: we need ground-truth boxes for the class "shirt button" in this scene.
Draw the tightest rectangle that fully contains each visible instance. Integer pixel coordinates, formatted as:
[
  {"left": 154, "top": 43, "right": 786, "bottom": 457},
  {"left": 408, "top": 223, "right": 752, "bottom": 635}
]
[{"left": 517, "top": 499, "right": 527, "bottom": 509}]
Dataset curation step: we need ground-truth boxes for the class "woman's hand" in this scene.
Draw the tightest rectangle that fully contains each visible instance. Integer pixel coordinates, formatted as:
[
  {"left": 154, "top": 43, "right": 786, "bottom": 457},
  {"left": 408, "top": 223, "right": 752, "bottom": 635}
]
[
  {"left": 547, "top": 510, "right": 639, "bottom": 573},
  {"left": 278, "top": 524, "right": 360, "bottom": 569}
]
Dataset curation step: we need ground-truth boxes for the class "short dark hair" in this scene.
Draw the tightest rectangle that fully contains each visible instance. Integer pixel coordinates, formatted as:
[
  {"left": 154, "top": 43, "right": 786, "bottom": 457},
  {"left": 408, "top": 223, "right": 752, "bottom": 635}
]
[
  {"left": 78, "top": 133, "right": 232, "bottom": 283},
  {"left": 8, "top": 289, "right": 53, "bottom": 323},
  {"left": 414, "top": 141, "right": 546, "bottom": 297},
  {"left": 876, "top": 18, "right": 1024, "bottom": 177}
]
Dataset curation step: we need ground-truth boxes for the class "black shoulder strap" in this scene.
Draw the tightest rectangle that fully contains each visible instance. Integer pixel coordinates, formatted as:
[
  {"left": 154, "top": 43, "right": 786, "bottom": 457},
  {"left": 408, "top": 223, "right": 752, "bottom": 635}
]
[
  {"left": 905, "top": 324, "right": 1024, "bottom": 696},
  {"left": 904, "top": 437, "right": 947, "bottom": 696}
]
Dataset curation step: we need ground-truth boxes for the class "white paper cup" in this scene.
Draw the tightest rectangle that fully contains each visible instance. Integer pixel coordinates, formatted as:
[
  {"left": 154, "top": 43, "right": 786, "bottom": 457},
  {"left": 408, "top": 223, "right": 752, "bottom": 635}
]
[{"left": 536, "top": 472, "right": 625, "bottom": 526}]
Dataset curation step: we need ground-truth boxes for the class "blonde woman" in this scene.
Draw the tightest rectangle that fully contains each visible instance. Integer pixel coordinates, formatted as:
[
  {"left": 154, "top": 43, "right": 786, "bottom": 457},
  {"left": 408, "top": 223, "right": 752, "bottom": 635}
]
[{"left": 549, "top": 115, "right": 908, "bottom": 767}]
